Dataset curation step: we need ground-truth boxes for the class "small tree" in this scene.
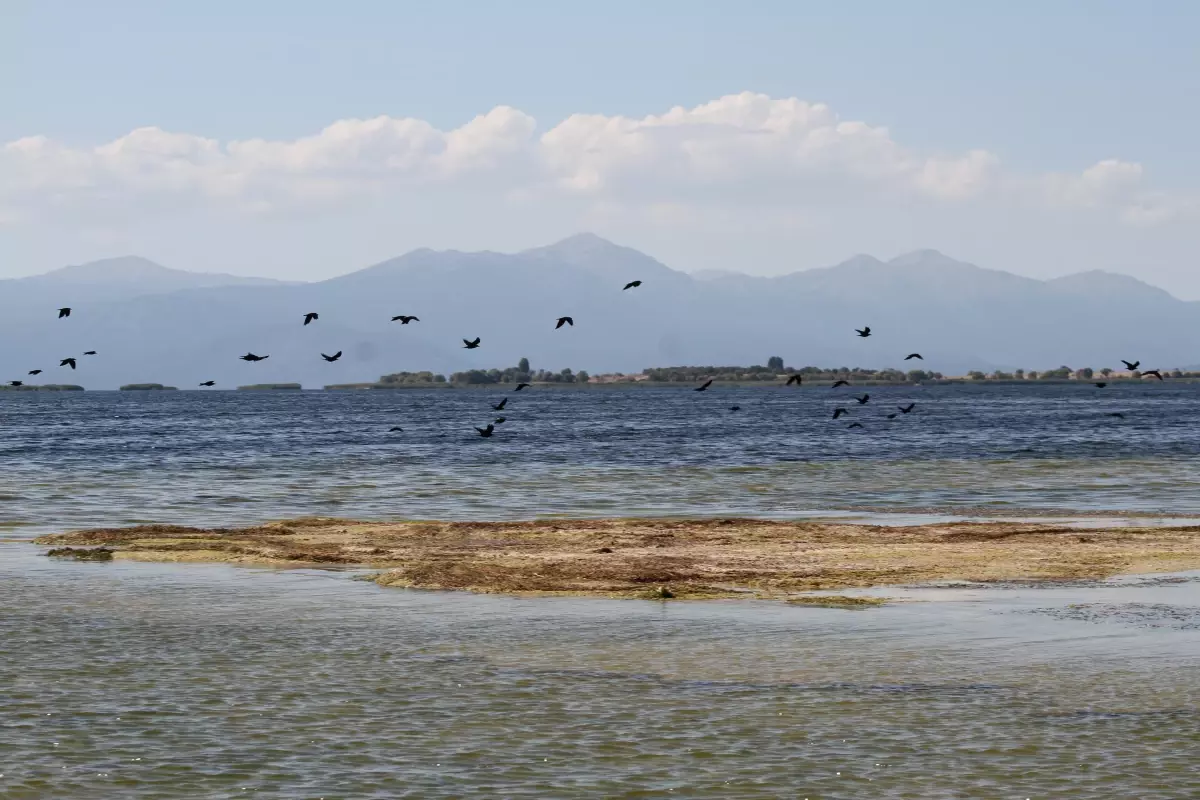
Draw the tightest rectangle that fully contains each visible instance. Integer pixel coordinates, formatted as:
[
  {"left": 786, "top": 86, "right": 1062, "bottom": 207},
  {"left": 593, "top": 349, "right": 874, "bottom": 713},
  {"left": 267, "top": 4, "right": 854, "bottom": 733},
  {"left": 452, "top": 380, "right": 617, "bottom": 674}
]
[
  {"left": 577, "top": 370, "right": 590, "bottom": 383},
  {"left": 1014, "top": 369, "right": 1025, "bottom": 380},
  {"left": 968, "top": 370, "right": 987, "bottom": 380},
  {"left": 767, "top": 356, "right": 784, "bottom": 371},
  {"left": 1100, "top": 368, "right": 1112, "bottom": 377},
  {"left": 518, "top": 357, "right": 530, "bottom": 373}
]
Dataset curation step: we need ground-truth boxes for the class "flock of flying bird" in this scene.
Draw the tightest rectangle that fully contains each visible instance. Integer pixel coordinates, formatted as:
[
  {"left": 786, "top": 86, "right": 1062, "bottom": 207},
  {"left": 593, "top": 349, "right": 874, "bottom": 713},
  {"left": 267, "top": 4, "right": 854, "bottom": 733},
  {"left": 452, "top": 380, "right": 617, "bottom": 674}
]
[{"left": 11, "top": 278, "right": 1158, "bottom": 433}]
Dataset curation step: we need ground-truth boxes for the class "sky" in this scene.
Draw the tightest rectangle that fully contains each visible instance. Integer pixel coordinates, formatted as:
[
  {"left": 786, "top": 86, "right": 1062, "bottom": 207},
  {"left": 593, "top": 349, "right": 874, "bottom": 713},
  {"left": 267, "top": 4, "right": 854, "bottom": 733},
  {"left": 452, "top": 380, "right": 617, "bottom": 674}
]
[{"left": 3, "top": 0, "right": 1199, "bottom": 295}]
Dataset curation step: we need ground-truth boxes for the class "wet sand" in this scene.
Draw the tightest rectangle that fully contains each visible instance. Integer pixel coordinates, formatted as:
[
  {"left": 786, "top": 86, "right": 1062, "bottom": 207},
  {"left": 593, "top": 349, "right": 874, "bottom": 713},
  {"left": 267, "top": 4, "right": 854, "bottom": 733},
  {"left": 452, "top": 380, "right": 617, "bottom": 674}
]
[{"left": 33, "top": 517, "right": 1200, "bottom": 599}]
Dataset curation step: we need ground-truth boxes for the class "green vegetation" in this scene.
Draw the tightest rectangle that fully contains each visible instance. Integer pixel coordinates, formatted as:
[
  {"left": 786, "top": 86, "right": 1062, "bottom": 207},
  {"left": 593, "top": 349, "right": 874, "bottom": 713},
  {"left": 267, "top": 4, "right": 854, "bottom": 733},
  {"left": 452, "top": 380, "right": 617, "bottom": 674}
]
[
  {"left": 639, "top": 365, "right": 942, "bottom": 384},
  {"left": 45, "top": 547, "right": 114, "bottom": 561},
  {"left": 237, "top": 383, "right": 303, "bottom": 391},
  {"left": 0, "top": 384, "right": 84, "bottom": 392},
  {"left": 119, "top": 383, "right": 178, "bottom": 391}
]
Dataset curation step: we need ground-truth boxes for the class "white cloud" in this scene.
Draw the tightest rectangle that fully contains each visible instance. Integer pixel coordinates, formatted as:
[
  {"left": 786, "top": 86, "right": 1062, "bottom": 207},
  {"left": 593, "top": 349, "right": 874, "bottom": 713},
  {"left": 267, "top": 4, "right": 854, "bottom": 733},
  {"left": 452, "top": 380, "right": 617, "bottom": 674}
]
[{"left": 0, "top": 92, "right": 1193, "bottom": 227}]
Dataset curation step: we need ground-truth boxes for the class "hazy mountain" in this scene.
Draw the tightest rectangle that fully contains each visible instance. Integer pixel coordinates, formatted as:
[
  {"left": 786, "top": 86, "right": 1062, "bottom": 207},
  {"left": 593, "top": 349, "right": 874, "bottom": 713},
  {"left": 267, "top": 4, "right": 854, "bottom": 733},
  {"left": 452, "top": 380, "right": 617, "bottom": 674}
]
[{"left": 0, "top": 236, "right": 1195, "bottom": 389}]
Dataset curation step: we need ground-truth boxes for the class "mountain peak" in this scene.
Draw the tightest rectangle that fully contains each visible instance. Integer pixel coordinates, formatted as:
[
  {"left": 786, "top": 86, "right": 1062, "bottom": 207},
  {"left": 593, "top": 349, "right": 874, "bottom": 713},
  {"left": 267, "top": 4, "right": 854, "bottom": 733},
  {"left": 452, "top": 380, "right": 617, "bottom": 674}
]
[
  {"left": 887, "top": 249, "right": 964, "bottom": 268},
  {"left": 40, "top": 256, "right": 173, "bottom": 283}
]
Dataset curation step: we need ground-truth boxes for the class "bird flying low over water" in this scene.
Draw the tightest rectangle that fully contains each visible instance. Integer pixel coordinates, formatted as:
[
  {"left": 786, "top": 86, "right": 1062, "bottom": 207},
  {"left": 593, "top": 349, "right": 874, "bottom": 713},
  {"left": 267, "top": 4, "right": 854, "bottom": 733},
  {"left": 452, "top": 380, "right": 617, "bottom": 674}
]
[
  {"left": 695, "top": 379, "right": 713, "bottom": 392},
  {"left": 392, "top": 315, "right": 419, "bottom": 324},
  {"left": 199, "top": 381, "right": 215, "bottom": 387},
  {"left": 1108, "top": 412, "right": 1125, "bottom": 419},
  {"left": 240, "top": 353, "right": 269, "bottom": 362},
  {"left": 494, "top": 417, "right": 507, "bottom": 424},
  {"left": 492, "top": 398, "right": 508, "bottom": 411},
  {"left": 555, "top": 316, "right": 574, "bottom": 329},
  {"left": 475, "top": 423, "right": 495, "bottom": 438},
  {"left": 1095, "top": 382, "right": 1108, "bottom": 388},
  {"left": 1142, "top": 370, "right": 1163, "bottom": 380},
  {"left": 321, "top": 351, "right": 342, "bottom": 362},
  {"left": 856, "top": 326, "right": 871, "bottom": 338},
  {"left": 83, "top": 351, "right": 96, "bottom": 356},
  {"left": 832, "top": 408, "right": 849, "bottom": 419},
  {"left": 898, "top": 403, "right": 915, "bottom": 414},
  {"left": 855, "top": 394, "right": 870, "bottom": 405},
  {"left": 60, "top": 358, "right": 76, "bottom": 369},
  {"left": 847, "top": 422, "right": 864, "bottom": 429},
  {"left": 904, "top": 353, "right": 923, "bottom": 360},
  {"left": 389, "top": 426, "right": 403, "bottom": 432},
  {"left": 831, "top": 380, "right": 849, "bottom": 388},
  {"left": 623, "top": 280, "right": 642, "bottom": 290},
  {"left": 1121, "top": 360, "right": 1140, "bottom": 371},
  {"left": 515, "top": 383, "right": 531, "bottom": 391},
  {"left": 785, "top": 375, "right": 802, "bottom": 386},
  {"left": 887, "top": 413, "right": 898, "bottom": 419},
  {"left": 58, "top": 308, "right": 71, "bottom": 318},
  {"left": 10, "top": 381, "right": 22, "bottom": 387},
  {"left": 463, "top": 337, "right": 481, "bottom": 349},
  {"left": 730, "top": 405, "right": 741, "bottom": 412},
  {"left": 28, "top": 369, "right": 42, "bottom": 375},
  {"left": 303, "top": 313, "right": 319, "bottom": 326}
]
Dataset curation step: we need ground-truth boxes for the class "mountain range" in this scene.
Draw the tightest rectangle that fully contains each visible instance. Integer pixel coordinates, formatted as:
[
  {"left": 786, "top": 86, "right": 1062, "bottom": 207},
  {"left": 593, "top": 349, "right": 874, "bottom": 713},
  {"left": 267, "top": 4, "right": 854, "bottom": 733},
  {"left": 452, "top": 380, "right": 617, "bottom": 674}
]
[{"left": 0, "top": 235, "right": 1194, "bottom": 389}]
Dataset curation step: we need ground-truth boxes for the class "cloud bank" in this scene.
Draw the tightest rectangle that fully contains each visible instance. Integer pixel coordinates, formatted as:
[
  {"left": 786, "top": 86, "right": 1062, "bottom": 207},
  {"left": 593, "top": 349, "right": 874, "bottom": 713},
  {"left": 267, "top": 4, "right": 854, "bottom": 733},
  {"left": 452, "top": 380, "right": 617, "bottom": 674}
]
[{"left": 2, "top": 92, "right": 1189, "bottom": 226}]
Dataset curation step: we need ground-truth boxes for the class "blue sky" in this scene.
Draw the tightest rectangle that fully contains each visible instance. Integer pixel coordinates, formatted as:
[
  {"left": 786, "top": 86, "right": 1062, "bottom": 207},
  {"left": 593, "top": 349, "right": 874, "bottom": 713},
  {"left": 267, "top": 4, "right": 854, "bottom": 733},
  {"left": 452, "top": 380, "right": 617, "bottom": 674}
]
[{"left": 3, "top": 1, "right": 1199, "bottom": 293}]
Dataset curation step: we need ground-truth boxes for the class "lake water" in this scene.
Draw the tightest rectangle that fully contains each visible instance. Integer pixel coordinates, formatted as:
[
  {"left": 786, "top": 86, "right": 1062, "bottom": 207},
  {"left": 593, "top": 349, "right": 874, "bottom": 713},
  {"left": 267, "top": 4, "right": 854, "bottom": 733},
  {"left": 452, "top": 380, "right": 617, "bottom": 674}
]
[
  {"left": 2, "top": 383, "right": 1200, "bottom": 539},
  {"left": 3, "top": 385, "right": 1200, "bottom": 798}
]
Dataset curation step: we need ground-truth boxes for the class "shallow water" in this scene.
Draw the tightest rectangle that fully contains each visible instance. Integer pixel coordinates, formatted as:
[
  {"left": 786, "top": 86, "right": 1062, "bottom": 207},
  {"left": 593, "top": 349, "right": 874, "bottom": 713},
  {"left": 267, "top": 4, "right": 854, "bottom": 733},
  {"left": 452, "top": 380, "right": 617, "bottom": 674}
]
[
  {"left": 3, "top": 384, "right": 1200, "bottom": 538},
  {"left": 2, "top": 547, "right": 1199, "bottom": 798}
]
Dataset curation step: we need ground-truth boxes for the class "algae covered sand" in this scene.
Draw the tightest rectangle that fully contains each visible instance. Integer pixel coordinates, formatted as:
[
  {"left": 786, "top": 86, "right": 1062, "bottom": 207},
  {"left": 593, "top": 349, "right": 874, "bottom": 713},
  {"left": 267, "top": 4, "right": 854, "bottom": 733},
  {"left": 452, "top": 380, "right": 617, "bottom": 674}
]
[{"left": 33, "top": 517, "right": 1200, "bottom": 600}]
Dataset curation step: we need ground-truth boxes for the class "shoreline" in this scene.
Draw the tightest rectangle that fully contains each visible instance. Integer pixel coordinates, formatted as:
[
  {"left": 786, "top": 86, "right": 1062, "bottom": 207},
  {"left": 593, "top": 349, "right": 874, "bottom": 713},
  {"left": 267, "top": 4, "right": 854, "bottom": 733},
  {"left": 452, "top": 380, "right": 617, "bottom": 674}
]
[{"left": 33, "top": 517, "right": 1200, "bottom": 600}]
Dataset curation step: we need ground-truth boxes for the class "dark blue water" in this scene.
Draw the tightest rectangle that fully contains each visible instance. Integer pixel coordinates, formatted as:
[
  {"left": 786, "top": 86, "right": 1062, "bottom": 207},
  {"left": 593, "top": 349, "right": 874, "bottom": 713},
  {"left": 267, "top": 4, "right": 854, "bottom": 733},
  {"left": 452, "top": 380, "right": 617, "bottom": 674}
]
[{"left": 2, "top": 383, "right": 1199, "bottom": 537}]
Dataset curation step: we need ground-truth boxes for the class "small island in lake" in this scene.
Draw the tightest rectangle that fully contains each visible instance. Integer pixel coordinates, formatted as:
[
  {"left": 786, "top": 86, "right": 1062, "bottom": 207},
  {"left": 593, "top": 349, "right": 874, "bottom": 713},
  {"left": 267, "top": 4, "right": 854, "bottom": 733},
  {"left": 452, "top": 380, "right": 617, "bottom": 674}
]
[
  {"left": 119, "top": 383, "right": 178, "bottom": 391},
  {"left": 237, "top": 383, "right": 303, "bottom": 390},
  {"left": 0, "top": 384, "right": 84, "bottom": 392}
]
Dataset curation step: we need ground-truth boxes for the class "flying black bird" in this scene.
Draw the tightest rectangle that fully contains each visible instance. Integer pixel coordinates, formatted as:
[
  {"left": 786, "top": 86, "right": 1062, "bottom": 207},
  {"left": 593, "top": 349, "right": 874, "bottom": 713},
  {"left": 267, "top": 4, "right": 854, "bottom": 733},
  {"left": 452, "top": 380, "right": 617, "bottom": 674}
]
[
  {"left": 391, "top": 315, "right": 419, "bottom": 324},
  {"left": 494, "top": 417, "right": 507, "bottom": 424},
  {"left": 389, "top": 426, "right": 403, "bottom": 432},
  {"left": 60, "top": 358, "right": 76, "bottom": 369},
  {"left": 855, "top": 394, "right": 870, "bottom": 405},
  {"left": 695, "top": 379, "right": 713, "bottom": 392},
  {"left": 58, "top": 308, "right": 71, "bottom": 318},
  {"left": 623, "top": 280, "right": 642, "bottom": 290},
  {"left": 785, "top": 374, "right": 802, "bottom": 386},
  {"left": 83, "top": 351, "right": 96, "bottom": 356},
  {"left": 303, "top": 312, "right": 319, "bottom": 326},
  {"left": 831, "top": 380, "right": 849, "bottom": 388},
  {"left": 847, "top": 422, "right": 864, "bottom": 429},
  {"left": 492, "top": 397, "right": 508, "bottom": 411},
  {"left": 515, "top": 383, "right": 532, "bottom": 391},
  {"left": 856, "top": 326, "right": 871, "bottom": 338},
  {"left": 1095, "top": 382, "right": 1107, "bottom": 388},
  {"left": 463, "top": 337, "right": 481, "bottom": 349},
  {"left": 898, "top": 403, "right": 916, "bottom": 414},
  {"left": 904, "top": 353, "right": 923, "bottom": 360},
  {"left": 28, "top": 369, "right": 42, "bottom": 376},
  {"left": 887, "top": 413, "right": 898, "bottom": 419},
  {"left": 1108, "top": 412, "right": 1125, "bottom": 419},
  {"left": 10, "top": 381, "right": 23, "bottom": 387},
  {"left": 555, "top": 316, "right": 574, "bottom": 329},
  {"left": 240, "top": 353, "right": 269, "bottom": 362},
  {"left": 730, "top": 405, "right": 741, "bottom": 411},
  {"left": 199, "top": 381, "right": 215, "bottom": 387},
  {"left": 832, "top": 408, "right": 849, "bottom": 419},
  {"left": 475, "top": 423, "right": 495, "bottom": 438},
  {"left": 1121, "top": 360, "right": 1140, "bottom": 371},
  {"left": 321, "top": 351, "right": 342, "bottom": 362},
  {"left": 1142, "top": 369, "right": 1164, "bottom": 380}
]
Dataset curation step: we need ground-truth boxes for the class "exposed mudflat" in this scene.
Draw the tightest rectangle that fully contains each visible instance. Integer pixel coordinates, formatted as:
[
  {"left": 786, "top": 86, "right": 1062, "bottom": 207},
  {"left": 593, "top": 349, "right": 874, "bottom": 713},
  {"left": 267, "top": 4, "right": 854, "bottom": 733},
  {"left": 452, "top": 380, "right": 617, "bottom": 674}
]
[{"left": 34, "top": 517, "right": 1200, "bottom": 599}]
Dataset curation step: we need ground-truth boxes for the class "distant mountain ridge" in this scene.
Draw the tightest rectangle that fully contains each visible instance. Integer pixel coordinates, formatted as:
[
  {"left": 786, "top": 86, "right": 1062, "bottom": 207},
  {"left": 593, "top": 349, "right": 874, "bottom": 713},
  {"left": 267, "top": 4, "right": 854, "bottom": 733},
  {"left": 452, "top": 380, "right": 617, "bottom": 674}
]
[{"left": 0, "top": 236, "right": 1193, "bottom": 389}]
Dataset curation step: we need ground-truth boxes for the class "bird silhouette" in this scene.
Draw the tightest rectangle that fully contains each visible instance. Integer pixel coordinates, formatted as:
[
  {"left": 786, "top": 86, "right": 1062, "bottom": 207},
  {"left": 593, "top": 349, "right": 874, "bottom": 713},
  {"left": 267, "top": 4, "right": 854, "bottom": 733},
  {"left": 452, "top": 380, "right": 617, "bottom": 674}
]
[
  {"left": 1108, "top": 412, "right": 1126, "bottom": 419},
  {"left": 887, "top": 413, "right": 898, "bottom": 419},
  {"left": 515, "top": 383, "right": 532, "bottom": 391},
  {"left": 832, "top": 408, "right": 849, "bottom": 419},
  {"left": 321, "top": 351, "right": 342, "bottom": 362},
  {"left": 898, "top": 403, "right": 916, "bottom": 414},
  {"left": 555, "top": 316, "right": 574, "bottom": 329},
  {"left": 1095, "top": 382, "right": 1108, "bottom": 388},
  {"left": 392, "top": 316, "right": 419, "bottom": 325},
  {"left": 389, "top": 426, "right": 404, "bottom": 432},
  {"left": 28, "top": 369, "right": 42, "bottom": 375},
  {"left": 785, "top": 375, "right": 802, "bottom": 386},
  {"left": 494, "top": 417, "right": 507, "bottom": 424},
  {"left": 58, "top": 308, "right": 71, "bottom": 318},
  {"left": 303, "top": 312, "right": 319, "bottom": 326},
  {"left": 904, "top": 353, "right": 923, "bottom": 360},
  {"left": 463, "top": 337, "right": 481, "bottom": 349},
  {"left": 855, "top": 394, "right": 870, "bottom": 404},
  {"left": 10, "top": 381, "right": 23, "bottom": 387},
  {"left": 1121, "top": 360, "right": 1140, "bottom": 371},
  {"left": 623, "top": 280, "right": 642, "bottom": 290},
  {"left": 83, "top": 351, "right": 96, "bottom": 356},
  {"left": 856, "top": 326, "right": 871, "bottom": 338},
  {"left": 831, "top": 380, "right": 850, "bottom": 388},
  {"left": 1142, "top": 369, "right": 1164, "bottom": 380},
  {"left": 60, "top": 358, "right": 76, "bottom": 369},
  {"left": 492, "top": 397, "right": 508, "bottom": 411},
  {"left": 240, "top": 353, "right": 269, "bottom": 362},
  {"left": 475, "top": 424, "right": 495, "bottom": 438},
  {"left": 847, "top": 422, "right": 864, "bottom": 429},
  {"left": 695, "top": 379, "right": 713, "bottom": 392},
  {"left": 199, "top": 381, "right": 215, "bottom": 387},
  {"left": 730, "top": 405, "right": 741, "bottom": 411}
]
